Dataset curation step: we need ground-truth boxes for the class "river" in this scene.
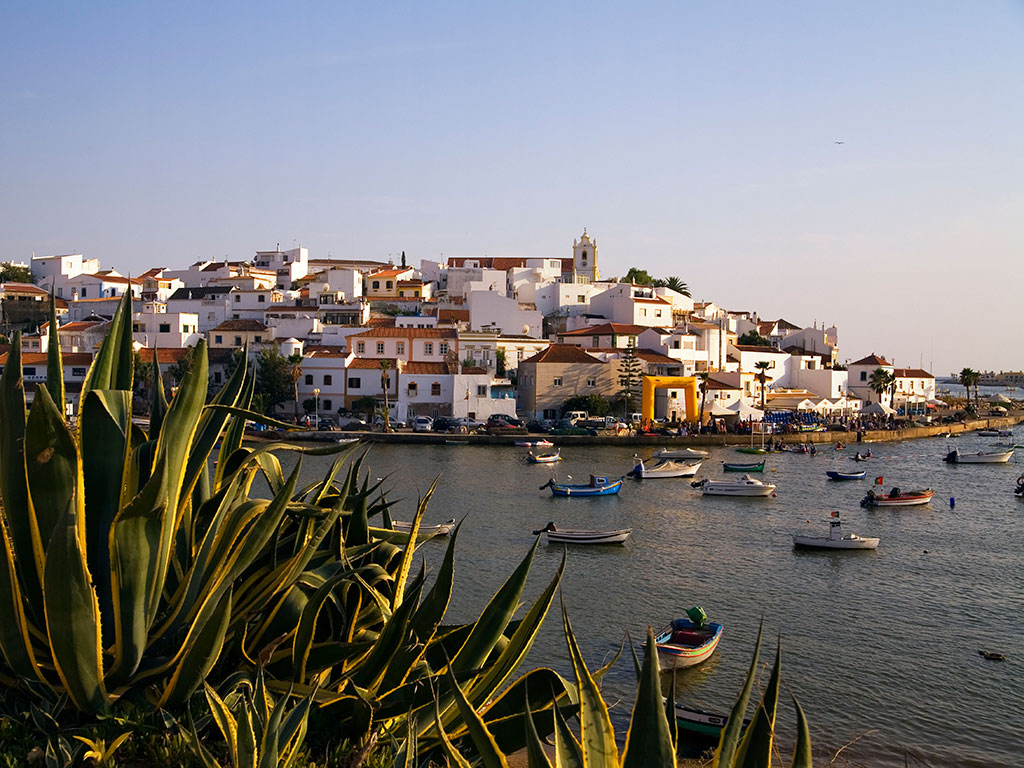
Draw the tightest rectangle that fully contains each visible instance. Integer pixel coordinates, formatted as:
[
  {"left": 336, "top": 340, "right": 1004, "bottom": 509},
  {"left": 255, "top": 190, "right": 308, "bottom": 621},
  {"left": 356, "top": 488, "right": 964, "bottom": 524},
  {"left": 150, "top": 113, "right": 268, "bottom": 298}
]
[{"left": 279, "top": 427, "right": 1024, "bottom": 766}]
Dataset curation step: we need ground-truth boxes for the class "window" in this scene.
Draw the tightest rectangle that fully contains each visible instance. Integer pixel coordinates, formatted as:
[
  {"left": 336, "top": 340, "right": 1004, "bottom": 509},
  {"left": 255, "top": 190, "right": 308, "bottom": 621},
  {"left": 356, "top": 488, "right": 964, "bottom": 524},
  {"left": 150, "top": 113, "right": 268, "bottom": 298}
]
[
  {"left": 305, "top": 374, "right": 313, "bottom": 385},
  {"left": 254, "top": 335, "right": 262, "bottom": 342},
  {"left": 577, "top": 295, "right": 585, "bottom": 303},
  {"left": 132, "top": 323, "right": 141, "bottom": 332},
  {"left": 640, "top": 308, "right": 646, "bottom": 317},
  {"left": 477, "top": 385, "right": 487, "bottom": 396},
  {"left": 81, "top": 288, "right": 87, "bottom": 298},
  {"left": 234, "top": 336, "right": 242, "bottom": 346},
  {"left": 356, "top": 341, "right": 365, "bottom": 353},
  {"left": 71, "top": 367, "right": 87, "bottom": 377},
  {"left": 408, "top": 382, "right": 417, "bottom": 395},
  {"left": 376, "top": 342, "right": 385, "bottom": 354},
  {"left": 860, "top": 371, "right": 867, "bottom": 381},
  {"left": 587, "top": 378, "right": 596, "bottom": 387},
  {"left": 348, "top": 377, "right": 360, "bottom": 388},
  {"left": 553, "top": 377, "right": 563, "bottom": 386},
  {"left": 24, "top": 367, "right": 36, "bottom": 376},
  {"left": 372, "top": 281, "right": 380, "bottom": 290},
  {"left": 439, "top": 342, "right": 449, "bottom": 355},
  {"left": 215, "top": 335, "right": 223, "bottom": 344},
  {"left": 424, "top": 342, "right": 433, "bottom": 355},
  {"left": 324, "top": 375, "right": 332, "bottom": 385},
  {"left": 396, "top": 342, "right": 405, "bottom": 355},
  {"left": 213, "top": 372, "right": 223, "bottom": 384},
  {"left": 234, "top": 295, "right": 241, "bottom": 303},
  {"left": 159, "top": 323, "right": 171, "bottom": 333},
  {"left": 386, "top": 281, "right": 393, "bottom": 290},
  {"left": 322, "top": 399, "right": 331, "bottom": 410},
  {"left": 431, "top": 382, "right": 441, "bottom": 396},
  {"left": 258, "top": 294, "right": 265, "bottom": 303},
  {"left": 656, "top": 310, "right": 662, "bottom": 317}
]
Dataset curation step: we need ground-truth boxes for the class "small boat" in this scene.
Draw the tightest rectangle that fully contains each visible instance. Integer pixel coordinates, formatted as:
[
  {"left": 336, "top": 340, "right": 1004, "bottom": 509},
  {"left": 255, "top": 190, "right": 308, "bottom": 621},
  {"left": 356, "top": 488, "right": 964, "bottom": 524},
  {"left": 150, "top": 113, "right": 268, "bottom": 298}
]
[
  {"left": 390, "top": 518, "right": 456, "bottom": 537},
  {"left": 792, "top": 512, "right": 879, "bottom": 550},
  {"left": 532, "top": 521, "right": 631, "bottom": 545},
  {"left": 539, "top": 474, "right": 624, "bottom": 497},
  {"left": 943, "top": 448, "right": 1014, "bottom": 464},
  {"left": 735, "top": 447, "right": 769, "bottom": 455},
  {"left": 653, "top": 446, "right": 709, "bottom": 459},
  {"left": 674, "top": 703, "right": 750, "bottom": 744},
  {"left": 651, "top": 607, "right": 723, "bottom": 670},
  {"left": 527, "top": 450, "right": 562, "bottom": 464},
  {"left": 860, "top": 488, "right": 935, "bottom": 507},
  {"left": 826, "top": 469, "right": 866, "bottom": 480},
  {"left": 692, "top": 475, "right": 776, "bottom": 497},
  {"left": 628, "top": 457, "right": 702, "bottom": 479},
  {"left": 515, "top": 439, "right": 553, "bottom": 447},
  {"left": 976, "top": 429, "right": 1001, "bottom": 437},
  {"left": 850, "top": 450, "right": 873, "bottom": 461},
  {"left": 722, "top": 460, "right": 765, "bottom": 472}
]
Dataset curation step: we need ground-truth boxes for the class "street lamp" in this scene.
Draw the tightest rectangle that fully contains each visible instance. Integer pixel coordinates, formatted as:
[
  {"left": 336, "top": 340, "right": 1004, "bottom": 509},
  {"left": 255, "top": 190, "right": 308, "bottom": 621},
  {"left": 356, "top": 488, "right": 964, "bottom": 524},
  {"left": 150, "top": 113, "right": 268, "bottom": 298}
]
[{"left": 312, "top": 388, "right": 320, "bottom": 428}]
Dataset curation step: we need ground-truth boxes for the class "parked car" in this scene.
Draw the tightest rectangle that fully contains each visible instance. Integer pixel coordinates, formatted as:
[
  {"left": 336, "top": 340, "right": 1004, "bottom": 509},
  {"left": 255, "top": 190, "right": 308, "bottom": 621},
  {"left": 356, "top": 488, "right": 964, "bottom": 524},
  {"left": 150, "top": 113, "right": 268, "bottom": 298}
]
[
  {"left": 432, "top": 416, "right": 461, "bottom": 433},
  {"left": 453, "top": 416, "right": 484, "bottom": 431},
  {"left": 525, "top": 419, "right": 552, "bottom": 433},
  {"left": 316, "top": 417, "right": 336, "bottom": 431},
  {"left": 486, "top": 414, "right": 523, "bottom": 428},
  {"left": 373, "top": 416, "right": 406, "bottom": 429},
  {"left": 413, "top": 416, "right": 434, "bottom": 433},
  {"left": 339, "top": 418, "right": 369, "bottom": 430}
]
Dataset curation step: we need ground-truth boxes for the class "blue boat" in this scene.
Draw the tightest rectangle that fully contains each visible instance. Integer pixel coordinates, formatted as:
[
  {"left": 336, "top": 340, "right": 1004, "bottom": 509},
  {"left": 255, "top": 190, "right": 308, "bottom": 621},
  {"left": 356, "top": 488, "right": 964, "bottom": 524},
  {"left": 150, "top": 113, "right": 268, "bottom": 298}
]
[
  {"left": 826, "top": 470, "right": 866, "bottom": 480},
  {"left": 540, "top": 474, "right": 624, "bottom": 497}
]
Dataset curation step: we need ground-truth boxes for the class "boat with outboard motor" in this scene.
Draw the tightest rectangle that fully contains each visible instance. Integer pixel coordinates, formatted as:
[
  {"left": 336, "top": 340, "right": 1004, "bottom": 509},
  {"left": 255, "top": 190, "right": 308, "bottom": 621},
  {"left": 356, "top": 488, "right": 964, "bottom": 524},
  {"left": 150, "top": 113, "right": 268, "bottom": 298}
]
[
  {"left": 792, "top": 511, "right": 879, "bottom": 550},
  {"left": 540, "top": 474, "right": 624, "bottom": 497},
  {"left": 692, "top": 474, "right": 776, "bottom": 497},
  {"left": 532, "top": 521, "right": 631, "bottom": 545},
  {"left": 651, "top": 607, "right": 723, "bottom": 670},
  {"left": 860, "top": 487, "right": 934, "bottom": 507},
  {"left": 943, "top": 448, "right": 1014, "bottom": 464},
  {"left": 628, "top": 457, "right": 702, "bottom": 479}
]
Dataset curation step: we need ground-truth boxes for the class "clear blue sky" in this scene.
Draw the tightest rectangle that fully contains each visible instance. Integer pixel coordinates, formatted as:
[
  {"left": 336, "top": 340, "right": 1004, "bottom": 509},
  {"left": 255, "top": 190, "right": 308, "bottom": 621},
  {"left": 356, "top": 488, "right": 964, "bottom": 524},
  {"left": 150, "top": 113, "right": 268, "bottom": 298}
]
[{"left": 3, "top": 2, "right": 1022, "bottom": 375}]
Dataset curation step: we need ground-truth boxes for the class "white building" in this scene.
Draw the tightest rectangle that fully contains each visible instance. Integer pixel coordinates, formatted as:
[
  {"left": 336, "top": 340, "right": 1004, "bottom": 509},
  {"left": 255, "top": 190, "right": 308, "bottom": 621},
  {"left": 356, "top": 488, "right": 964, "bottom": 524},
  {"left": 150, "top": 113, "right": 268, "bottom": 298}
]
[
  {"left": 132, "top": 305, "right": 202, "bottom": 349},
  {"left": 32, "top": 253, "right": 101, "bottom": 296},
  {"left": 847, "top": 353, "right": 895, "bottom": 406},
  {"left": 589, "top": 283, "right": 674, "bottom": 328},
  {"left": 253, "top": 246, "right": 309, "bottom": 288},
  {"left": 165, "top": 286, "right": 234, "bottom": 332},
  {"left": 467, "top": 290, "right": 543, "bottom": 337}
]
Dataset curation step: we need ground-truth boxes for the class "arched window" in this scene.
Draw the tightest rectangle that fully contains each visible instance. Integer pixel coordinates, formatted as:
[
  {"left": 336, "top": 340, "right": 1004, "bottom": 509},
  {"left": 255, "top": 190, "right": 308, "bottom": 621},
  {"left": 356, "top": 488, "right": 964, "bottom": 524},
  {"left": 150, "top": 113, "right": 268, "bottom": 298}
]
[{"left": 431, "top": 382, "right": 441, "bottom": 396}]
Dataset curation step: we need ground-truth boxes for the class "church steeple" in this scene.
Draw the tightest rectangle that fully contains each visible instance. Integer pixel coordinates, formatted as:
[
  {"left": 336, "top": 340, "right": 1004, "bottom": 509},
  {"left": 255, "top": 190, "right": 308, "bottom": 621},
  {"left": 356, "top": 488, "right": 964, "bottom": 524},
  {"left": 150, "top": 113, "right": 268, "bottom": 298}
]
[{"left": 572, "top": 229, "right": 599, "bottom": 283}]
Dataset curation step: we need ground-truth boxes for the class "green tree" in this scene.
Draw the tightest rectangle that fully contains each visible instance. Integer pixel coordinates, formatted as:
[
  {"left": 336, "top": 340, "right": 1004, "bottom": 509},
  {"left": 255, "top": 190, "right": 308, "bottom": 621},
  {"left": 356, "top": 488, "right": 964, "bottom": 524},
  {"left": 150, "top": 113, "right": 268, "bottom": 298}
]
[
  {"left": 664, "top": 276, "right": 691, "bottom": 297},
  {"left": 738, "top": 330, "right": 771, "bottom": 347},
  {"left": 754, "top": 360, "right": 772, "bottom": 411},
  {"left": 462, "top": 355, "right": 477, "bottom": 368},
  {"left": 868, "top": 367, "right": 895, "bottom": 406},
  {"left": 254, "top": 348, "right": 294, "bottom": 414},
  {"left": 561, "top": 393, "right": 610, "bottom": 417},
  {"left": 959, "top": 367, "right": 980, "bottom": 409},
  {"left": 617, "top": 342, "right": 643, "bottom": 416},
  {"left": 168, "top": 346, "right": 196, "bottom": 386},
  {"left": 352, "top": 395, "right": 377, "bottom": 422},
  {"left": 286, "top": 352, "right": 304, "bottom": 419},
  {"left": 622, "top": 267, "right": 654, "bottom": 285},
  {"left": 697, "top": 371, "right": 710, "bottom": 427},
  {"left": 379, "top": 359, "right": 394, "bottom": 431},
  {"left": 0, "top": 261, "right": 33, "bottom": 283},
  {"left": 495, "top": 349, "right": 507, "bottom": 377}
]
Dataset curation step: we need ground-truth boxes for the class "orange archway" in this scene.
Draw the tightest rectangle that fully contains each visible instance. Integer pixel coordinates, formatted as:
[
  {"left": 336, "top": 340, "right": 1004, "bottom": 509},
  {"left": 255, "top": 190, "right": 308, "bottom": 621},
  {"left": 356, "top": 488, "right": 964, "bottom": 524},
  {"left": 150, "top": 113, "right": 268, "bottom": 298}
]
[{"left": 641, "top": 376, "right": 699, "bottom": 423}]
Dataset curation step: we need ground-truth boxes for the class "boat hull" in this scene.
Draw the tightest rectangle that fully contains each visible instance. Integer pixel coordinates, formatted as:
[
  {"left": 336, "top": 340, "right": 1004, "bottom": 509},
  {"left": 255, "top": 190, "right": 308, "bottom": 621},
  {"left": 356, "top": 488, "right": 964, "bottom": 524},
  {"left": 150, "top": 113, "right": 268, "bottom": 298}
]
[
  {"left": 826, "top": 470, "right": 866, "bottom": 480},
  {"left": 792, "top": 535, "right": 879, "bottom": 550},
  {"left": 944, "top": 450, "right": 1014, "bottom": 464},
  {"left": 654, "top": 447, "right": 708, "bottom": 458},
  {"left": 723, "top": 461, "right": 765, "bottom": 472},
  {"left": 549, "top": 479, "right": 623, "bottom": 497},
  {"left": 674, "top": 704, "right": 750, "bottom": 742},
  {"left": 527, "top": 452, "right": 561, "bottom": 463},
  {"left": 654, "top": 620, "right": 723, "bottom": 670},
  {"left": 861, "top": 491, "right": 934, "bottom": 507},
  {"left": 631, "top": 459, "right": 702, "bottom": 478},
  {"left": 735, "top": 447, "right": 768, "bottom": 455},
  {"left": 544, "top": 529, "right": 631, "bottom": 545}
]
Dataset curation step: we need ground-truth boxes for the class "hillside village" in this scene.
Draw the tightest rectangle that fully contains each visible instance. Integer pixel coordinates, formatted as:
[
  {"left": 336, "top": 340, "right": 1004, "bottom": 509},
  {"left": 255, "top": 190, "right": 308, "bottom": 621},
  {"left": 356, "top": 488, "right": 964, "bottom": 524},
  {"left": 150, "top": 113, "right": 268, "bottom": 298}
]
[{"left": 0, "top": 231, "right": 938, "bottom": 426}]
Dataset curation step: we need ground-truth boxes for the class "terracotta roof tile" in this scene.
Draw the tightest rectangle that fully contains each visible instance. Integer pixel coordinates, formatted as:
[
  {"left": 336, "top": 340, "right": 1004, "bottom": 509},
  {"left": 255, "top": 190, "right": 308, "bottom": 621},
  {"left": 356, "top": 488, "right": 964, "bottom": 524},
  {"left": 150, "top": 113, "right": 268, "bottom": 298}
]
[
  {"left": 347, "top": 327, "right": 456, "bottom": 339},
  {"left": 559, "top": 322, "right": 647, "bottom": 336},
  {"left": 209, "top": 319, "right": 269, "bottom": 332},
  {"left": 347, "top": 357, "right": 398, "bottom": 369},
  {"left": 521, "top": 345, "right": 604, "bottom": 365},
  {"left": 850, "top": 353, "right": 891, "bottom": 366}
]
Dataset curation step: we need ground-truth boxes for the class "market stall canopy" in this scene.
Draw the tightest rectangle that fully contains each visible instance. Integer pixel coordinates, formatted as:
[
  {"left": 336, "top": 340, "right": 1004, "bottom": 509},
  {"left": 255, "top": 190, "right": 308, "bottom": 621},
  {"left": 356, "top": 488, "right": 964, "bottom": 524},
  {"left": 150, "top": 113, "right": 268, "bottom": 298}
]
[
  {"left": 861, "top": 401, "right": 896, "bottom": 416},
  {"left": 727, "top": 400, "right": 764, "bottom": 418},
  {"left": 707, "top": 400, "right": 735, "bottom": 416},
  {"left": 988, "top": 393, "right": 1012, "bottom": 404}
]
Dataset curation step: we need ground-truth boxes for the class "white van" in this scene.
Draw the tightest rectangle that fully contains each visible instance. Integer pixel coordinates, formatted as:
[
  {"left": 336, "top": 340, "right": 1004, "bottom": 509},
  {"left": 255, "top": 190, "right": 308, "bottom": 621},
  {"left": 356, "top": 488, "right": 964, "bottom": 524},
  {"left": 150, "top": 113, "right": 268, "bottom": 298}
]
[
  {"left": 413, "top": 416, "right": 434, "bottom": 432},
  {"left": 565, "top": 411, "right": 588, "bottom": 424}
]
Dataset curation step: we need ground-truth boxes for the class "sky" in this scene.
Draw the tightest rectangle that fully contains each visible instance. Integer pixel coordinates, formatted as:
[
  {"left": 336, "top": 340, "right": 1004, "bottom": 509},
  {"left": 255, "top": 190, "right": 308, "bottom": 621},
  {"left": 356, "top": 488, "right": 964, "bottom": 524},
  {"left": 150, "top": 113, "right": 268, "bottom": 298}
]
[{"left": 2, "top": 1, "right": 1022, "bottom": 376}]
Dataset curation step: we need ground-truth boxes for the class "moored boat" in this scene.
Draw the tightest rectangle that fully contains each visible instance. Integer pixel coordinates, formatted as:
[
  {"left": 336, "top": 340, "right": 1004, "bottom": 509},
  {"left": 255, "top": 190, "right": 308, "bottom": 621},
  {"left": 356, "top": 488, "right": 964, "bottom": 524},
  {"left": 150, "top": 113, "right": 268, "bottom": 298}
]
[
  {"left": 539, "top": 474, "right": 624, "bottom": 497},
  {"left": 629, "top": 457, "right": 702, "bottom": 479},
  {"left": 532, "top": 521, "right": 631, "bottom": 545},
  {"left": 515, "top": 439, "right": 553, "bottom": 447},
  {"left": 651, "top": 607, "right": 723, "bottom": 670},
  {"left": 390, "top": 518, "right": 456, "bottom": 537},
  {"left": 692, "top": 474, "right": 776, "bottom": 497},
  {"left": 792, "top": 512, "right": 879, "bottom": 550},
  {"left": 722, "top": 460, "right": 765, "bottom": 472},
  {"left": 860, "top": 488, "right": 935, "bottom": 507},
  {"left": 943, "top": 448, "right": 1014, "bottom": 464},
  {"left": 976, "top": 429, "right": 1001, "bottom": 437},
  {"left": 673, "top": 703, "right": 750, "bottom": 744},
  {"left": 653, "top": 446, "right": 709, "bottom": 459},
  {"left": 735, "top": 446, "right": 769, "bottom": 455},
  {"left": 826, "top": 469, "right": 866, "bottom": 480},
  {"left": 527, "top": 449, "right": 562, "bottom": 464}
]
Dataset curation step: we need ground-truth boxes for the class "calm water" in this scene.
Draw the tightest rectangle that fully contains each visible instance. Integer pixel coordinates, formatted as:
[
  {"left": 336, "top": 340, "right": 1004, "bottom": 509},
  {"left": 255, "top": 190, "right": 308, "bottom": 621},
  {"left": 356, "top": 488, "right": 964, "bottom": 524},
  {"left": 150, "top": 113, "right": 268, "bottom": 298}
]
[{"left": 280, "top": 428, "right": 1024, "bottom": 766}]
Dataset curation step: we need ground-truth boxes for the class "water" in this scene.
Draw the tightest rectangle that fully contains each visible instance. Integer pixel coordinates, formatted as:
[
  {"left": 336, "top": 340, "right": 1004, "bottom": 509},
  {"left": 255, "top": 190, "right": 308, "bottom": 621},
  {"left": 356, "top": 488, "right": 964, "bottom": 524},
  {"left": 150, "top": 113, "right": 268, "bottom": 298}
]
[{"left": 279, "top": 428, "right": 1024, "bottom": 766}]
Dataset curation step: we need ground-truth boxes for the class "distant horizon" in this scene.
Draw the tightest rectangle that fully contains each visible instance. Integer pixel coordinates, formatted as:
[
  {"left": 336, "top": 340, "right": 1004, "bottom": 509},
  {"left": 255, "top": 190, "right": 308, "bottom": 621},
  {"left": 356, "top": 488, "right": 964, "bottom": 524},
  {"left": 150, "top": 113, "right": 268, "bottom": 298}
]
[{"left": 3, "top": 2, "right": 1022, "bottom": 375}]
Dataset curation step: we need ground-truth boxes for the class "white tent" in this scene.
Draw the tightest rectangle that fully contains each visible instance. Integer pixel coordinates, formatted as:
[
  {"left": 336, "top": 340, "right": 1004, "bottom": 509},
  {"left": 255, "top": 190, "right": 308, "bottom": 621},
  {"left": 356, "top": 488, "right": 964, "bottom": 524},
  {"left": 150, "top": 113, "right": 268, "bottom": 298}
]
[
  {"left": 707, "top": 400, "right": 734, "bottom": 416},
  {"left": 727, "top": 400, "right": 764, "bottom": 418},
  {"left": 988, "top": 393, "right": 1012, "bottom": 404},
  {"left": 861, "top": 401, "right": 896, "bottom": 416}
]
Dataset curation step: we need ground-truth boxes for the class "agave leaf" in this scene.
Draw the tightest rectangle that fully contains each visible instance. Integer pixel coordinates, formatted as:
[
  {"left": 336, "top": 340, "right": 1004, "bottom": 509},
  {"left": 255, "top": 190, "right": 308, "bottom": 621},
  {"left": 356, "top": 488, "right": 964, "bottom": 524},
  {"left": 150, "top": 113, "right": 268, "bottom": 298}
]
[
  {"left": 237, "top": 692, "right": 259, "bottom": 768},
  {"left": 444, "top": 660, "right": 512, "bottom": 768},
  {"left": 622, "top": 627, "right": 676, "bottom": 768},
  {"left": 205, "top": 682, "right": 240, "bottom": 766},
  {"left": 80, "top": 292, "right": 133, "bottom": 403},
  {"left": 157, "top": 588, "right": 233, "bottom": 708},
  {"left": 290, "top": 569, "right": 357, "bottom": 682},
  {"left": 717, "top": 620, "right": 764, "bottom": 767},
  {"left": 45, "top": 293, "right": 64, "bottom": 409},
  {"left": 148, "top": 348, "right": 169, "bottom": 441},
  {"left": 395, "top": 712, "right": 417, "bottom": 768},
  {"left": 521, "top": 681, "right": 553, "bottom": 768},
  {"left": 205, "top": 403, "right": 299, "bottom": 431},
  {"left": 562, "top": 598, "right": 619, "bottom": 766},
  {"left": 476, "top": 667, "right": 578, "bottom": 755},
  {"left": 789, "top": 695, "right": 813, "bottom": 768},
  {"left": 552, "top": 686, "right": 584, "bottom": 768},
  {"left": 0, "top": 517, "right": 43, "bottom": 682},
  {"left": 433, "top": 695, "right": 474, "bottom": 768},
  {"left": 410, "top": 521, "right": 459, "bottom": 641},
  {"left": 735, "top": 637, "right": 781, "bottom": 767},
  {"left": 392, "top": 476, "right": 439, "bottom": 611},
  {"left": 664, "top": 655, "right": 678, "bottom": 752}
]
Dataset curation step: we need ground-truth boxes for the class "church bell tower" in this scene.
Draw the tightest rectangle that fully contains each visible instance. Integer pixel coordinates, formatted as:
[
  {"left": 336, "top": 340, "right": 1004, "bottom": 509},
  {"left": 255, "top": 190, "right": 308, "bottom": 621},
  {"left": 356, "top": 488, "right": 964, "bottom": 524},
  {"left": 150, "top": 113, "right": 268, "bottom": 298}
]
[{"left": 572, "top": 229, "right": 599, "bottom": 283}]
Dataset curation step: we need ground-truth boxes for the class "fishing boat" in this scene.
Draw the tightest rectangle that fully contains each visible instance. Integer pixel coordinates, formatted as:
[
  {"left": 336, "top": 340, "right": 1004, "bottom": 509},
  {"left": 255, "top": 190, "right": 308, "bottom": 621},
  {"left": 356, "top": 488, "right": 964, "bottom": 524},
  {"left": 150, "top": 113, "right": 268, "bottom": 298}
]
[
  {"left": 826, "top": 469, "right": 866, "bottom": 480},
  {"left": 673, "top": 703, "right": 750, "bottom": 744},
  {"left": 527, "top": 450, "right": 562, "bottom": 464},
  {"left": 651, "top": 607, "right": 723, "bottom": 670},
  {"left": 792, "top": 512, "right": 879, "bottom": 550},
  {"left": 539, "top": 474, "right": 624, "bottom": 497},
  {"left": 515, "top": 439, "right": 553, "bottom": 447},
  {"left": 628, "top": 457, "right": 702, "bottom": 479},
  {"left": 860, "top": 488, "right": 935, "bottom": 507},
  {"left": 532, "top": 522, "right": 631, "bottom": 545},
  {"left": 692, "top": 475, "right": 776, "bottom": 497},
  {"left": 722, "top": 460, "right": 765, "bottom": 472},
  {"left": 943, "top": 448, "right": 1014, "bottom": 464},
  {"left": 653, "top": 446, "right": 709, "bottom": 459},
  {"left": 390, "top": 518, "right": 456, "bottom": 537}
]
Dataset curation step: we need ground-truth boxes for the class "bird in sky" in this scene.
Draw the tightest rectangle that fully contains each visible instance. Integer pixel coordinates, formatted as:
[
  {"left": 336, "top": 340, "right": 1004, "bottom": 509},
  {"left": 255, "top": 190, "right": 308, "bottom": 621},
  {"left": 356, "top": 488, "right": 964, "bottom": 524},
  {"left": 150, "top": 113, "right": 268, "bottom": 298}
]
[{"left": 835, "top": 140, "right": 845, "bottom": 144}]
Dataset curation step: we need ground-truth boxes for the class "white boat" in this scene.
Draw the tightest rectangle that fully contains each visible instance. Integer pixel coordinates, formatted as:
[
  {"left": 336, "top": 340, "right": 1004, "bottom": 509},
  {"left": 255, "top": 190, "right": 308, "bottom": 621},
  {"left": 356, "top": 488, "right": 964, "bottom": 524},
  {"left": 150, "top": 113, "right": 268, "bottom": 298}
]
[
  {"left": 653, "top": 447, "right": 709, "bottom": 459},
  {"left": 943, "top": 448, "right": 1014, "bottom": 464},
  {"left": 650, "top": 608, "right": 723, "bottom": 670},
  {"left": 515, "top": 439, "right": 553, "bottom": 447},
  {"left": 691, "top": 474, "right": 776, "bottom": 497},
  {"left": 391, "top": 518, "right": 456, "bottom": 536},
  {"left": 532, "top": 522, "right": 631, "bottom": 545},
  {"left": 628, "top": 457, "right": 702, "bottom": 479},
  {"left": 792, "top": 513, "right": 879, "bottom": 550}
]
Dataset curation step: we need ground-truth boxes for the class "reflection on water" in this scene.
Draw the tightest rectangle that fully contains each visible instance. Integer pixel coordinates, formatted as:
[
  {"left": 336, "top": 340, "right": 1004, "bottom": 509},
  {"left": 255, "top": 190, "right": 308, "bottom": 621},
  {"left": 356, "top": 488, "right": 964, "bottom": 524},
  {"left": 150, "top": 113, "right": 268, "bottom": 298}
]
[{"left": 277, "top": 429, "right": 1023, "bottom": 767}]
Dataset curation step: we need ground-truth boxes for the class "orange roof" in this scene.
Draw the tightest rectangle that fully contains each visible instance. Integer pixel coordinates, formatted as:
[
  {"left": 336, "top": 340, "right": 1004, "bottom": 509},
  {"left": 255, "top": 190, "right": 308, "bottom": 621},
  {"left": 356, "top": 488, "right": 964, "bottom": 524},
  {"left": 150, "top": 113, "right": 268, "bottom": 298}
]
[
  {"left": 894, "top": 368, "right": 933, "bottom": 378},
  {"left": 0, "top": 282, "right": 47, "bottom": 293},
  {"left": 521, "top": 345, "right": 604, "bottom": 365},
  {"left": 347, "top": 357, "right": 398, "bottom": 369},
  {"left": 850, "top": 354, "right": 891, "bottom": 366},
  {"left": 348, "top": 327, "right": 456, "bottom": 339},
  {"left": 437, "top": 309, "right": 469, "bottom": 322},
  {"left": 367, "top": 268, "right": 411, "bottom": 279},
  {"left": 559, "top": 323, "right": 647, "bottom": 336},
  {"left": 1, "top": 352, "right": 93, "bottom": 365},
  {"left": 402, "top": 362, "right": 450, "bottom": 375}
]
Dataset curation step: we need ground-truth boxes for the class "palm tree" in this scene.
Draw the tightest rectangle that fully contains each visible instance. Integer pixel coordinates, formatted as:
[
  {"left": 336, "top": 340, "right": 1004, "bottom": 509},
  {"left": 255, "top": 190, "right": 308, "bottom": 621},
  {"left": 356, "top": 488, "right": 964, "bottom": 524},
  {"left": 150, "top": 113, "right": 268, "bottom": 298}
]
[
  {"left": 664, "top": 276, "right": 691, "bottom": 297},
  {"left": 287, "top": 352, "right": 303, "bottom": 421},
  {"left": 379, "top": 359, "right": 393, "bottom": 432},
  {"left": 697, "top": 371, "right": 710, "bottom": 430},
  {"left": 754, "top": 361, "right": 772, "bottom": 412},
  {"left": 959, "top": 367, "right": 980, "bottom": 410},
  {"left": 868, "top": 367, "right": 895, "bottom": 406}
]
